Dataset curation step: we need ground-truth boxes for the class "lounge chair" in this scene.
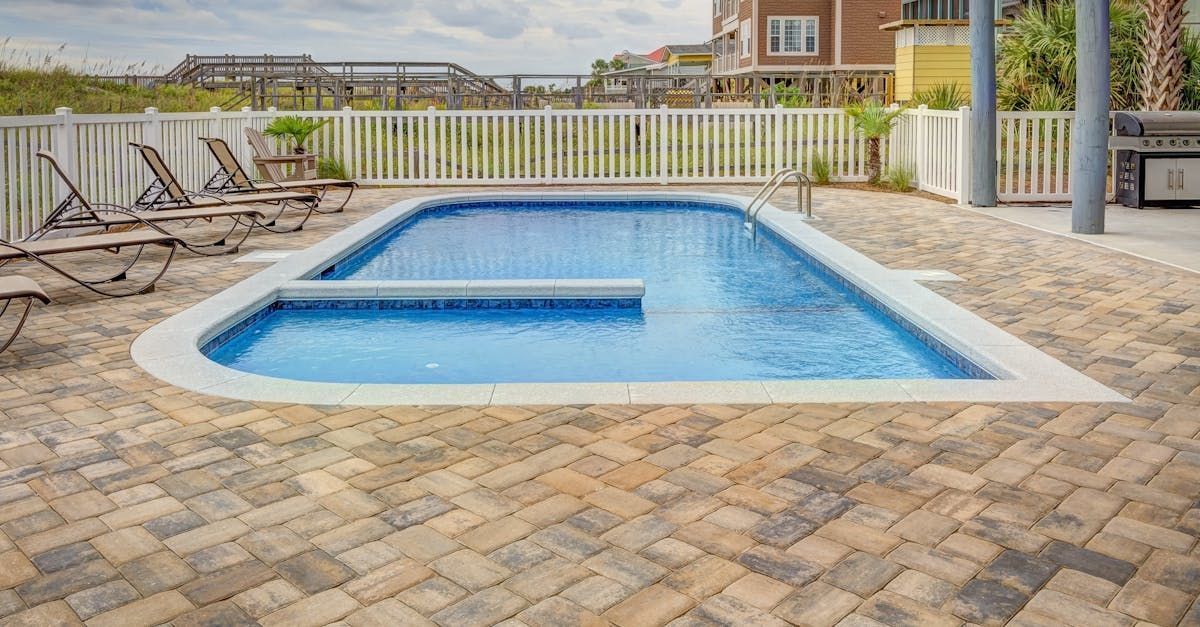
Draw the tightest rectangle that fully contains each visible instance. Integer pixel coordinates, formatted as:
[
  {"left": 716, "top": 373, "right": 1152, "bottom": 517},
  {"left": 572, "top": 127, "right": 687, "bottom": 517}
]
[
  {"left": 0, "top": 276, "right": 49, "bottom": 353},
  {"left": 0, "top": 225, "right": 179, "bottom": 298},
  {"left": 129, "top": 143, "right": 317, "bottom": 233},
  {"left": 201, "top": 135, "right": 356, "bottom": 214},
  {"left": 35, "top": 150, "right": 266, "bottom": 256}
]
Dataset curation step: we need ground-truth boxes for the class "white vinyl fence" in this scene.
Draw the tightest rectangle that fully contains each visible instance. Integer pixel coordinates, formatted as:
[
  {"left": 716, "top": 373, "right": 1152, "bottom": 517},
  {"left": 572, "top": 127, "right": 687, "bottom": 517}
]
[{"left": 1, "top": 104, "right": 1103, "bottom": 242}]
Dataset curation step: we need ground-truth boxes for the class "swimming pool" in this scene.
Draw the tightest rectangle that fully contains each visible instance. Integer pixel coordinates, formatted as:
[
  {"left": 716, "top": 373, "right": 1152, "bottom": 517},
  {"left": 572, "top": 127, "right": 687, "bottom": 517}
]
[
  {"left": 132, "top": 191, "right": 1126, "bottom": 405},
  {"left": 205, "top": 200, "right": 976, "bottom": 384}
]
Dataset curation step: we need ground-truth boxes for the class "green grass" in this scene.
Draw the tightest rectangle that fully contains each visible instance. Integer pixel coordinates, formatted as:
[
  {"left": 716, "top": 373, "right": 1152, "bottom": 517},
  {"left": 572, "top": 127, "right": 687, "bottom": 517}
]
[{"left": 0, "top": 67, "right": 235, "bottom": 115}]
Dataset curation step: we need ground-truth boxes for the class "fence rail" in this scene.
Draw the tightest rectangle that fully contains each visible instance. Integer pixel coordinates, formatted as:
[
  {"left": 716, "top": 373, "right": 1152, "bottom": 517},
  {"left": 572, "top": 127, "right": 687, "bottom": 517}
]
[{"left": 1, "top": 105, "right": 1107, "bottom": 242}]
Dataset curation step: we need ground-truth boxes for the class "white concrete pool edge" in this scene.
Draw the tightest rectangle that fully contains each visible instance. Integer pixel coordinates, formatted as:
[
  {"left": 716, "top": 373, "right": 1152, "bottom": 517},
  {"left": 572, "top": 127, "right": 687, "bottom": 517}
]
[{"left": 130, "top": 191, "right": 1128, "bottom": 406}]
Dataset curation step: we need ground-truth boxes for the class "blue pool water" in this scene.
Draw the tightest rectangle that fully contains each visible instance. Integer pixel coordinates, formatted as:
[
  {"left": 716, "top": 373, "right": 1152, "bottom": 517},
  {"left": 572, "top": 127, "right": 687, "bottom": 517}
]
[{"left": 208, "top": 200, "right": 976, "bottom": 384}]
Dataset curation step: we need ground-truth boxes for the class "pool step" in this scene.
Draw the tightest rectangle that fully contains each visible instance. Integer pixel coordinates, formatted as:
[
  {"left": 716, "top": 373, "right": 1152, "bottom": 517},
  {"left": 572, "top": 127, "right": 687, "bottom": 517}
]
[{"left": 277, "top": 278, "right": 645, "bottom": 301}]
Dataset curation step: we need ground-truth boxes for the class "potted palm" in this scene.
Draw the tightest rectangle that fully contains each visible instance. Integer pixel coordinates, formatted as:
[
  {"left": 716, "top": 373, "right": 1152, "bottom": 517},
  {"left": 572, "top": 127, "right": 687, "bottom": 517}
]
[
  {"left": 263, "top": 116, "right": 330, "bottom": 154},
  {"left": 845, "top": 100, "right": 906, "bottom": 185}
]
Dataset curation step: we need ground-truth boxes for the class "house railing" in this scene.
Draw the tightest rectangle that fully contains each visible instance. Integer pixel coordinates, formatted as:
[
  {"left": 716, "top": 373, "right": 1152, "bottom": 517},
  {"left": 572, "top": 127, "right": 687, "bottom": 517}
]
[{"left": 0, "top": 105, "right": 1109, "bottom": 242}]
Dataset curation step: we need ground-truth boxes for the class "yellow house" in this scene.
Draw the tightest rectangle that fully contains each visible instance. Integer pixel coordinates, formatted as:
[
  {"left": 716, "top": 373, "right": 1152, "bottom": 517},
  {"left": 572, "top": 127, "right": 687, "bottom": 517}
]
[
  {"left": 660, "top": 45, "right": 713, "bottom": 75},
  {"left": 882, "top": 20, "right": 971, "bottom": 102},
  {"left": 883, "top": 0, "right": 1015, "bottom": 102}
]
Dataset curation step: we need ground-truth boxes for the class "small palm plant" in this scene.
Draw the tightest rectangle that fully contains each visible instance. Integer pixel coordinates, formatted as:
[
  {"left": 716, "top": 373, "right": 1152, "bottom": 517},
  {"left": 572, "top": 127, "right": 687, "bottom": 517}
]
[
  {"left": 263, "top": 116, "right": 330, "bottom": 154},
  {"left": 912, "top": 82, "right": 969, "bottom": 110},
  {"left": 845, "top": 100, "right": 905, "bottom": 185}
]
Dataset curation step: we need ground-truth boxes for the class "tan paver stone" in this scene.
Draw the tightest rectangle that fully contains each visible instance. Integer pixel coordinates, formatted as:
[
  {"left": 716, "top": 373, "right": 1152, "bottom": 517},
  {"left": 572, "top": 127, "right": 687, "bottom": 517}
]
[
  {"left": 0, "top": 600, "right": 83, "bottom": 626},
  {"left": 774, "top": 581, "right": 861, "bottom": 626},
  {"left": 457, "top": 516, "right": 536, "bottom": 553},
  {"left": 1108, "top": 578, "right": 1192, "bottom": 625},
  {"left": 1025, "top": 589, "right": 1133, "bottom": 627},
  {"left": 1045, "top": 569, "right": 1121, "bottom": 606},
  {"left": 343, "top": 558, "right": 435, "bottom": 604},
  {"left": 722, "top": 572, "right": 794, "bottom": 610},
  {"left": 85, "top": 590, "right": 193, "bottom": 627},
  {"left": 346, "top": 599, "right": 435, "bottom": 627},
  {"left": 164, "top": 519, "right": 252, "bottom": 556},
  {"left": 1104, "top": 516, "right": 1194, "bottom": 552},
  {"left": 815, "top": 519, "right": 902, "bottom": 555},
  {"left": 231, "top": 580, "right": 305, "bottom": 618},
  {"left": 0, "top": 551, "right": 39, "bottom": 588},
  {"left": 49, "top": 491, "right": 116, "bottom": 522},
  {"left": 660, "top": 554, "right": 746, "bottom": 599},
  {"left": 429, "top": 549, "right": 513, "bottom": 592},
  {"left": 604, "top": 584, "right": 695, "bottom": 627},
  {"left": 16, "top": 518, "right": 108, "bottom": 555},
  {"left": 259, "top": 588, "right": 361, "bottom": 627},
  {"left": 90, "top": 527, "right": 162, "bottom": 565}
]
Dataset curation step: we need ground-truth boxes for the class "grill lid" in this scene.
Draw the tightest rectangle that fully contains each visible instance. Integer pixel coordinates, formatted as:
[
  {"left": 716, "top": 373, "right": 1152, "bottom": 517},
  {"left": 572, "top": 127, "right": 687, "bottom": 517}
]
[{"left": 1115, "top": 111, "right": 1200, "bottom": 136}]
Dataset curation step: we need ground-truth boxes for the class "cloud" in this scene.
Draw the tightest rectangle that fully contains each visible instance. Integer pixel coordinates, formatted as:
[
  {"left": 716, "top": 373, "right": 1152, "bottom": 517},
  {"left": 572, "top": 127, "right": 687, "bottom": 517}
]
[
  {"left": 0, "top": 0, "right": 710, "bottom": 74},
  {"left": 427, "top": 0, "right": 531, "bottom": 39}
]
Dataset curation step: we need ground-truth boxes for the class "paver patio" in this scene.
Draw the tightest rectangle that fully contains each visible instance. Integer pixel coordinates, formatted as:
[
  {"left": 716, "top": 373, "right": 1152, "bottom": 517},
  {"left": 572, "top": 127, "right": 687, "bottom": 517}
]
[{"left": 0, "top": 185, "right": 1197, "bottom": 627}]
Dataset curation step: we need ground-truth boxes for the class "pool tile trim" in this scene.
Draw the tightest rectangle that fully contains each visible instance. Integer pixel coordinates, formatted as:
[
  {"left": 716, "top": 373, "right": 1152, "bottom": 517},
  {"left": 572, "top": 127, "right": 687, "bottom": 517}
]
[{"left": 131, "top": 191, "right": 1128, "bottom": 406}]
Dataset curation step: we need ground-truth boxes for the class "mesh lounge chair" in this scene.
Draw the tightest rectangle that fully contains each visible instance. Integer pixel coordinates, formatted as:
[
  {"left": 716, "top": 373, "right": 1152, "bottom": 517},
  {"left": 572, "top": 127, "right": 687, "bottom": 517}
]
[
  {"left": 129, "top": 143, "right": 317, "bottom": 233},
  {"left": 201, "top": 135, "right": 356, "bottom": 214},
  {"left": 0, "top": 219, "right": 179, "bottom": 298},
  {"left": 35, "top": 150, "right": 266, "bottom": 256},
  {"left": 0, "top": 276, "right": 49, "bottom": 353}
]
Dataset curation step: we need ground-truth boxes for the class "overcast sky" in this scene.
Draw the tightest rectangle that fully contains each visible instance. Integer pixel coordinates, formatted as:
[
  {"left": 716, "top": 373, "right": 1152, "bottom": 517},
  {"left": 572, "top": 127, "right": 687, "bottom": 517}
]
[{"left": 0, "top": 0, "right": 710, "bottom": 76}]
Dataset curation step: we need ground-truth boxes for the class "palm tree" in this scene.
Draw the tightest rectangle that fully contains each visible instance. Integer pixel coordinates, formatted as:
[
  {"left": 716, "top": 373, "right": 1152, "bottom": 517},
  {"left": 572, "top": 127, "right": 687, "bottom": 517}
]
[
  {"left": 996, "top": 1, "right": 1142, "bottom": 110},
  {"left": 1140, "top": 0, "right": 1186, "bottom": 110},
  {"left": 845, "top": 100, "right": 905, "bottom": 184}
]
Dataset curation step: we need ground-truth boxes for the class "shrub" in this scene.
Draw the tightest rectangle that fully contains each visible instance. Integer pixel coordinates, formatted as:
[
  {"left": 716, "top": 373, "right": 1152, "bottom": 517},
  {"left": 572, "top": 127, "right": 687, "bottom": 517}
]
[
  {"left": 809, "top": 152, "right": 832, "bottom": 185},
  {"left": 318, "top": 156, "right": 350, "bottom": 180},
  {"left": 883, "top": 161, "right": 916, "bottom": 192},
  {"left": 912, "top": 82, "right": 968, "bottom": 109}
]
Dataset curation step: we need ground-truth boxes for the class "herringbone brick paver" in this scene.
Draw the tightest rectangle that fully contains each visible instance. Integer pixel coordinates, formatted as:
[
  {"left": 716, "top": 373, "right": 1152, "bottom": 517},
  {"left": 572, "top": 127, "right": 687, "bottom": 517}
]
[{"left": 0, "top": 186, "right": 1197, "bottom": 625}]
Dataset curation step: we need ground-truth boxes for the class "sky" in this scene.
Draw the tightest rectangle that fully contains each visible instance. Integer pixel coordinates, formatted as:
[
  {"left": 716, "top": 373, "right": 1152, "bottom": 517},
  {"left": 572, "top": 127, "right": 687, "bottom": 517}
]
[{"left": 0, "top": 0, "right": 711, "bottom": 76}]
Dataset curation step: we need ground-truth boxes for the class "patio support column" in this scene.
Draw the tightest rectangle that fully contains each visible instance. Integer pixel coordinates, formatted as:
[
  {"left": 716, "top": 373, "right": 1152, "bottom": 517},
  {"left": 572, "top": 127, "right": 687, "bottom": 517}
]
[
  {"left": 969, "top": 0, "right": 997, "bottom": 206},
  {"left": 1072, "top": 0, "right": 1111, "bottom": 234}
]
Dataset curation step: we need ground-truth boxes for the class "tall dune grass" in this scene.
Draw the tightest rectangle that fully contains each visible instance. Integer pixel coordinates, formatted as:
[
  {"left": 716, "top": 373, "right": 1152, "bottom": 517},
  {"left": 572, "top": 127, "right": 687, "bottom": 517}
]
[{"left": 0, "top": 39, "right": 234, "bottom": 115}]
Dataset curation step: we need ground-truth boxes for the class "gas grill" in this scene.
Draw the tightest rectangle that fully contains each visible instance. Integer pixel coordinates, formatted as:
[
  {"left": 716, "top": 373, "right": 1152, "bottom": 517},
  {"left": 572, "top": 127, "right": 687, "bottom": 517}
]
[{"left": 1110, "top": 111, "right": 1200, "bottom": 208}]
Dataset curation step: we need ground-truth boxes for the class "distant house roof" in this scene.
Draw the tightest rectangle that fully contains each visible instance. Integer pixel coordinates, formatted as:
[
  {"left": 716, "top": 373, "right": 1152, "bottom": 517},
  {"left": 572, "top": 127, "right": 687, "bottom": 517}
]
[
  {"left": 644, "top": 47, "right": 670, "bottom": 63},
  {"left": 662, "top": 44, "right": 713, "bottom": 56},
  {"left": 612, "top": 50, "right": 656, "bottom": 68}
]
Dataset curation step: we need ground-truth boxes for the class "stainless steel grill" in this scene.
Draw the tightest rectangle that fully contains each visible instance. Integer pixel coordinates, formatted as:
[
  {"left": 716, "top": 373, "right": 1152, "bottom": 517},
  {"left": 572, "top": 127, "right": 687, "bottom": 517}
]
[{"left": 1110, "top": 111, "right": 1200, "bottom": 208}]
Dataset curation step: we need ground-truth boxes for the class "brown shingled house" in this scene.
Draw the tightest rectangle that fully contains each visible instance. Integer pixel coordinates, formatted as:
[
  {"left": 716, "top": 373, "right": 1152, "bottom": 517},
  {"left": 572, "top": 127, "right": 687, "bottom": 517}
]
[{"left": 710, "top": 0, "right": 901, "bottom": 76}]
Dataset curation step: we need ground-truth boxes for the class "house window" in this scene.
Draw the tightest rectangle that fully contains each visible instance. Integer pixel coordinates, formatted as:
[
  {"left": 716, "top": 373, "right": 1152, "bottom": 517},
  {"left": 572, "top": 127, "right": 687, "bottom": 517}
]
[
  {"left": 714, "top": 0, "right": 720, "bottom": 17},
  {"left": 767, "top": 17, "right": 818, "bottom": 55},
  {"left": 740, "top": 19, "right": 752, "bottom": 57}
]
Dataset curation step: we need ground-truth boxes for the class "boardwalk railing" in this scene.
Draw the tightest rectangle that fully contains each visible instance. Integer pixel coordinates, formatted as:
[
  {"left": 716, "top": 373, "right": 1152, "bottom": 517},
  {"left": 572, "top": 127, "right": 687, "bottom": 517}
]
[{"left": 2, "top": 105, "right": 1103, "bottom": 242}]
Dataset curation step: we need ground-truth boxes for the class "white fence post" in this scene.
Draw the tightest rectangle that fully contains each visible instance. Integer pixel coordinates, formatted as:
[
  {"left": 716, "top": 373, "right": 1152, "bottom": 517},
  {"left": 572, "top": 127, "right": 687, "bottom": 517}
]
[
  {"left": 208, "top": 107, "right": 221, "bottom": 140},
  {"left": 915, "top": 104, "right": 928, "bottom": 191},
  {"left": 774, "top": 104, "right": 784, "bottom": 171},
  {"left": 957, "top": 106, "right": 971, "bottom": 204},
  {"left": 658, "top": 105, "right": 669, "bottom": 185},
  {"left": 144, "top": 107, "right": 162, "bottom": 149},
  {"left": 426, "top": 106, "right": 437, "bottom": 185},
  {"left": 340, "top": 106, "right": 354, "bottom": 180},
  {"left": 543, "top": 106, "right": 553, "bottom": 184},
  {"left": 52, "top": 107, "right": 76, "bottom": 204}
]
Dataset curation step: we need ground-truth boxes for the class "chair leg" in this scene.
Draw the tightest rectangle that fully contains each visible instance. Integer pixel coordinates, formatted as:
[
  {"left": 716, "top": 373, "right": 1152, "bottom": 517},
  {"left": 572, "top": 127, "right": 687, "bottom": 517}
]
[{"left": 0, "top": 299, "right": 35, "bottom": 353}]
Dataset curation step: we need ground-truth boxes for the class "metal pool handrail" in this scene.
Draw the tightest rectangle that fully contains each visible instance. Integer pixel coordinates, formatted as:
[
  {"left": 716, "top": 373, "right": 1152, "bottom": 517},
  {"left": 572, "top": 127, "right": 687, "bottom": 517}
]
[{"left": 744, "top": 168, "right": 813, "bottom": 240}]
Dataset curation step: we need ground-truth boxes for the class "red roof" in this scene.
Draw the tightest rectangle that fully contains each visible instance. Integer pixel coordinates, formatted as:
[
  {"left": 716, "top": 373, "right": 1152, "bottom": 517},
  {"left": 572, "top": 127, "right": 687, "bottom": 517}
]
[{"left": 643, "top": 46, "right": 669, "bottom": 63}]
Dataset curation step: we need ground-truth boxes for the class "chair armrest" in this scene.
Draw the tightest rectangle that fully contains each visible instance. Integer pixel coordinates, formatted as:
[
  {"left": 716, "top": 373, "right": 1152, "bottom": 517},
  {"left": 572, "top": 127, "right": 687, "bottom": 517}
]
[{"left": 252, "top": 155, "right": 314, "bottom": 163}]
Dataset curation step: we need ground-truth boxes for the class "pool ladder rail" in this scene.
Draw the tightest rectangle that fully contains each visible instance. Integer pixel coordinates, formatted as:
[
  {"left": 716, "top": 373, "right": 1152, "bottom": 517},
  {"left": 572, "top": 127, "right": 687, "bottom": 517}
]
[{"left": 744, "top": 168, "right": 813, "bottom": 241}]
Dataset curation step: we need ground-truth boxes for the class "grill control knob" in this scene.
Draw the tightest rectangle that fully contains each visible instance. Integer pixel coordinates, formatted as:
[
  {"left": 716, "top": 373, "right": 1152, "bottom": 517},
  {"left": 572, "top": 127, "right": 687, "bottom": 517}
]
[
  {"left": 1170, "top": 139, "right": 1178, "bottom": 146},
  {"left": 1144, "top": 139, "right": 1151, "bottom": 146},
  {"left": 1156, "top": 139, "right": 1164, "bottom": 147}
]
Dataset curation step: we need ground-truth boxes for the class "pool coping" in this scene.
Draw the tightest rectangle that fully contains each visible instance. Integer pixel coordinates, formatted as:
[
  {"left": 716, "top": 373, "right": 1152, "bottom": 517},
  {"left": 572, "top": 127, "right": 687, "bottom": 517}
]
[{"left": 130, "top": 191, "right": 1128, "bottom": 406}]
